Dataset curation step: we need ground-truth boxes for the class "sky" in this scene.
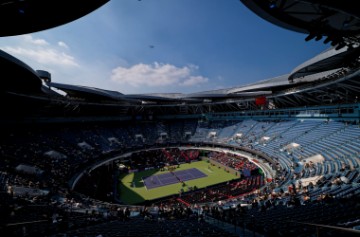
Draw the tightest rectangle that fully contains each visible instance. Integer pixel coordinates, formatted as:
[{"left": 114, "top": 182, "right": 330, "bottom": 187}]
[{"left": 0, "top": 0, "right": 329, "bottom": 94}]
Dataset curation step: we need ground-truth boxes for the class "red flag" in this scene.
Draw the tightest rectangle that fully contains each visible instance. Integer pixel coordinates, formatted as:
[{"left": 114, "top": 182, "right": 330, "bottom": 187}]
[{"left": 255, "top": 96, "right": 266, "bottom": 106}]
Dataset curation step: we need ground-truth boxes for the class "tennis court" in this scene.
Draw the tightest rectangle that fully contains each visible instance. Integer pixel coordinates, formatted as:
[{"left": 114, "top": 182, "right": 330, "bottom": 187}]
[{"left": 142, "top": 168, "right": 207, "bottom": 189}]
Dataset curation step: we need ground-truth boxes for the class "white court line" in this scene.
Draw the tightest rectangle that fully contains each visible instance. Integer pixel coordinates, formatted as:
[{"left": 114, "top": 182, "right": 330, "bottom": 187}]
[
  {"left": 185, "top": 169, "right": 194, "bottom": 178},
  {"left": 205, "top": 168, "right": 213, "bottom": 173},
  {"left": 156, "top": 175, "right": 162, "bottom": 185}
]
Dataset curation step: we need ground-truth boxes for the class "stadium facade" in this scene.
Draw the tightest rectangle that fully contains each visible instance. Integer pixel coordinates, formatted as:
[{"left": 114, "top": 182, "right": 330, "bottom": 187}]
[{"left": 0, "top": 1, "right": 360, "bottom": 236}]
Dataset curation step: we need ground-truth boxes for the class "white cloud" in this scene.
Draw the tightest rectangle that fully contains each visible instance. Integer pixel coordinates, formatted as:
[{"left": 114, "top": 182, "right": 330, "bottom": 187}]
[
  {"left": 0, "top": 34, "right": 78, "bottom": 67},
  {"left": 21, "top": 34, "right": 49, "bottom": 46},
  {"left": 180, "top": 76, "right": 208, "bottom": 86},
  {"left": 58, "top": 41, "right": 69, "bottom": 49},
  {"left": 111, "top": 62, "right": 208, "bottom": 88},
  {"left": 2, "top": 46, "right": 79, "bottom": 67}
]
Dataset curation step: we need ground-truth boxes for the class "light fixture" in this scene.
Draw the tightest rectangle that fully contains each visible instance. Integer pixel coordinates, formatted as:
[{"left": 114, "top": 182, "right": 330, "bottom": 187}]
[
  {"left": 305, "top": 33, "right": 316, "bottom": 41},
  {"left": 323, "top": 36, "right": 332, "bottom": 44},
  {"left": 268, "top": 0, "right": 276, "bottom": 9},
  {"left": 315, "top": 35, "right": 323, "bottom": 41},
  {"left": 335, "top": 42, "right": 346, "bottom": 50}
]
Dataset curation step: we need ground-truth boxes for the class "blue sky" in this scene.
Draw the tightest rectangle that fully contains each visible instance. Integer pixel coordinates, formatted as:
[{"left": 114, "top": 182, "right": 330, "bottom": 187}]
[{"left": 0, "top": 0, "right": 329, "bottom": 94}]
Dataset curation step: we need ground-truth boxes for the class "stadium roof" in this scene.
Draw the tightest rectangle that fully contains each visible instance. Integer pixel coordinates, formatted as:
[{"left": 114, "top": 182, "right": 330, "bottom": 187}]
[
  {"left": 49, "top": 82, "right": 126, "bottom": 102},
  {"left": 0, "top": 41, "right": 354, "bottom": 110},
  {"left": 289, "top": 46, "right": 360, "bottom": 81},
  {"left": 0, "top": 0, "right": 109, "bottom": 37},
  {"left": 240, "top": 0, "right": 360, "bottom": 36},
  {"left": 0, "top": 49, "right": 42, "bottom": 93},
  {"left": 1, "top": 0, "right": 360, "bottom": 114}
]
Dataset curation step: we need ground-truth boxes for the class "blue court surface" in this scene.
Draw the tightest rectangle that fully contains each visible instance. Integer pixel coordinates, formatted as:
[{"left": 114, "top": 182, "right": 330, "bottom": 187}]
[{"left": 142, "top": 168, "right": 207, "bottom": 189}]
